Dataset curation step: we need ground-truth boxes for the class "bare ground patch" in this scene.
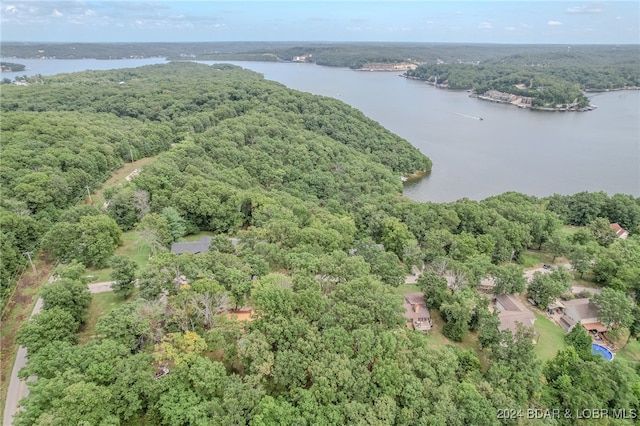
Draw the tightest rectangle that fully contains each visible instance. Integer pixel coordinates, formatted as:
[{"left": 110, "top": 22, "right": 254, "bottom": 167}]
[{"left": 91, "top": 156, "right": 158, "bottom": 206}]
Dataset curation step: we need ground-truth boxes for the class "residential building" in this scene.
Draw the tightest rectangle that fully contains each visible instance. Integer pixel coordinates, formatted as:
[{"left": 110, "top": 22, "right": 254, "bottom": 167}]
[
  {"left": 495, "top": 293, "right": 536, "bottom": 334},
  {"left": 610, "top": 223, "right": 629, "bottom": 239},
  {"left": 557, "top": 298, "right": 606, "bottom": 332},
  {"left": 402, "top": 292, "right": 432, "bottom": 333},
  {"left": 170, "top": 236, "right": 212, "bottom": 254}
]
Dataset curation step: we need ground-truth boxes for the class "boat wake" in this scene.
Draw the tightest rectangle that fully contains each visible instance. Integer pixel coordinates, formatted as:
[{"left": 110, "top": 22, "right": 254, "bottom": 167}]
[{"left": 456, "top": 112, "right": 483, "bottom": 121}]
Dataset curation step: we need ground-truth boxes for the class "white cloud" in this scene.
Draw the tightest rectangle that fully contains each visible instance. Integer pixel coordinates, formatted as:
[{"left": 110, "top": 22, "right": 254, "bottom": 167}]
[
  {"left": 567, "top": 5, "right": 603, "bottom": 14},
  {"left": 478, "top": 21, "right": 492, "bottom": 29},
  {"left": 52, "top": 9, "right": 63, "bottom": 17},
  {"left": 5, "top": 5, "right": 17, "bottom": 14},
  {"left": 548, "top": 20, "right": 562, "bottom": 26},
  {"left": 85, "top": 9, "right": 95, "bottom": 16},
  {"left": 504, "top": 26, "right": 516, "bottom": 31}
]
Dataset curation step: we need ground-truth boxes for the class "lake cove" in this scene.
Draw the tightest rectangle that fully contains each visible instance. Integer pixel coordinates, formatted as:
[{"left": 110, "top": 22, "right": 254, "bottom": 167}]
[
  {"left": 210, "top": 61, "right": 640, "bottom": 203},
  {"left": 5, "top": 58, "right": 639, "bottom": 202}
]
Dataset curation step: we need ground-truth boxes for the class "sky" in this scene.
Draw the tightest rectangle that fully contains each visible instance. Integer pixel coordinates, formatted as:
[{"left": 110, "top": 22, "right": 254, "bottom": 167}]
[{"left": 1, "top": 1, "right": 639, "bottom": 44}]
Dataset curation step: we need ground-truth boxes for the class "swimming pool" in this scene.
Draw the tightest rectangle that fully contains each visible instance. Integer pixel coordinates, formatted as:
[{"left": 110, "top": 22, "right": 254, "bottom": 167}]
[{"left": 592, "top": 343, "right": 614, "bottom": 360}]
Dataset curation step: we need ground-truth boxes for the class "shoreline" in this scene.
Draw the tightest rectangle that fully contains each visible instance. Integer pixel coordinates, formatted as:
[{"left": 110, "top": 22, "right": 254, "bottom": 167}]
[
  {"left": 401, "top": 74, "right": 640, "bottom": 112},
  {"left": 402, "top": 170, "right": 430, "bottom": 182},
  {"left": 402, "top": 75, "right": 601, "bottom": 112},
  {"left": 472, "top": 94, "right": 597, "bottom": 112}
]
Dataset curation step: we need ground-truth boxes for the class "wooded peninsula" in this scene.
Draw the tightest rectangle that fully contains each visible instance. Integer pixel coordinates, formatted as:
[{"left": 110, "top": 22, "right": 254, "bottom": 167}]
[
  {"left": 3, "top": 42, "right": 639, "bottom": 109},
  {"left": 1, "top": 60, "right": 639, "bottom": 425}
]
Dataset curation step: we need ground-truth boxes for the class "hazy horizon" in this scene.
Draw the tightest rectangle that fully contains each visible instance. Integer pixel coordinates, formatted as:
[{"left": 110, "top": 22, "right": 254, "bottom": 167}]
[{"left": 2, "top": 1, "right": 638, "bottom": 45}]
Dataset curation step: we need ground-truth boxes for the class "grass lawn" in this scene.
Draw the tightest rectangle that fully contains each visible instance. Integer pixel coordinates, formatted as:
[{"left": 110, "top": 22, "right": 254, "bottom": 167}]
[
  {"left": 392, "top": 283, "right": 421, "bottom": 295},
  {"left": 617, "top": 338, "right": 640, "bottom": 363},
  {"left": 87, "top": 230, "right": 152, "bottom": 282},
  {"left": 182, "top": 231, "right": 217, "bottom": 242},
  {"left": 424, "top": 310, "right": 486, "bottom": 362},
  {"left": 92, "top": 156, "right": 158, "bottom": 206},
  {"left": 519, "top": 251, "right": 548, "bottom": 268},
  {"left": 560, "top": 225, "right": 583, "bottom": 238},
  {"left": 532, "top": 312, "right": 566, "bottom": 362},
  {"left": 79, "top": 291, "right": 130, "bottom": 344}
]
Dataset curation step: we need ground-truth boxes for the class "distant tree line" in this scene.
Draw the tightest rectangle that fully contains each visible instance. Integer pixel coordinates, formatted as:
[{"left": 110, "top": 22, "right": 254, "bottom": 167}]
[{"left": 0, "top": 61, "right": 26, "bottom": 72}]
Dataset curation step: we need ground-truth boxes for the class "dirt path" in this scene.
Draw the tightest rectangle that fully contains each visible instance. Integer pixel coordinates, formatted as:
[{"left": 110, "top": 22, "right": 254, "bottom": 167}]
[{"left": 91, "top": 156, "right": 157, "bottom": 205}]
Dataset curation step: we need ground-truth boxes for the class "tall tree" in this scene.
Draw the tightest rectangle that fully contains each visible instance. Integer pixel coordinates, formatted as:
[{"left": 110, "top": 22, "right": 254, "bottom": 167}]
[
  {"left": 492, "top": 263, "right": 527, "bottom": 295},
  {"left": 440, "top": 290, "right": 476, "bottom": 342},
  {"left": 16, "top": 307, "right": 79, "bottom": 354},
  {"left": 589, "top": 217, "right": 618, "bottom": 247},
  {"left": 419, "top": 271, "right": 449, "bottom": 310},
  {"left": 39, "top": 278, "right": 91, "bottom": 325},
  {"left": 593, "top": 288, "right": 635, "bottom": 333},
  {"left": 543, "top": 231, "right": 570, "bottom": 262},
  {"left": 565, "top": 324, "right": 593, "bottom": 360},
  {"left": 527, "top": 268, "right": 572, "bottom": 309},
  {"left": 110, "top": 254, "right": 138, "bottom": 298},
  {"left": 162, "top": 206, "right": 187, "bottom": 243}
]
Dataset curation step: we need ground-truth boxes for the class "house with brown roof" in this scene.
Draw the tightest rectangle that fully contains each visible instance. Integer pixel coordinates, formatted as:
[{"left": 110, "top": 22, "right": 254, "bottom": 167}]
[
  {"left": 558, "top": 298, "right": 606, "bottom": 332},
  {"left": 495, "top": 294, "right": 536, "bottom": 334},
  {"left": 402, "top": 292, "right": 432, "bottom": 333},
  {"left": 610, "top": 223, "right": 629, "bottom": 239}
]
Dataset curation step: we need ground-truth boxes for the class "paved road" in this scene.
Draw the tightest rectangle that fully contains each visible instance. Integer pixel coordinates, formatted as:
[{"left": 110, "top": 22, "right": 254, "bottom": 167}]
[{"left": 3, "top": 282, "right": 114, "bottom": 426}]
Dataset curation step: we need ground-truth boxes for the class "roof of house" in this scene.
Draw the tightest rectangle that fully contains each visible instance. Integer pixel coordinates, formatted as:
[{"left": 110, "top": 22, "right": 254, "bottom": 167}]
[
  {"left": 610, "top": 223, "right": 629, "bottom": 237},
  {"left": 402, "top": 292, "right": 431, "bottom": 321},
  {"left": 562, "top": 298, "right": 600, "bottom": 322},
  {"left": 495, "top": 294, "right": 536, "bottom": 334},
  {"left": 582, "top": 322, "right": 607, "bottom": 333},
  {"left": 170, "top": 236, "right": 212, "bottom": 254},
  {"left": 559, "top": 315, "right": 577, "bottom": 331}
]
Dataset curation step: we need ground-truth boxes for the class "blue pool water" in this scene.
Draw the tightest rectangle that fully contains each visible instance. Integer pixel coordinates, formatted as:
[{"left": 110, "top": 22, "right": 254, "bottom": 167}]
[{"left": 592, "top": 343, "right": 613, "bottom": 360}]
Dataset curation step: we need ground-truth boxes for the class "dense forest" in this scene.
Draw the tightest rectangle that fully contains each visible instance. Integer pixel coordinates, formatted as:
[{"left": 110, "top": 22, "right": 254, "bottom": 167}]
[
  {"left": 2, "top": 63, "right": 640, "bottom": 425},
  {"left": 4, "top": 42, "right": 638, "bottom": 107},
  {"left": 3, "top": 42, "right": 637, "bottom": 68},
  {"left": 404, "top": 48, "right": 640, "bottom": 108}
]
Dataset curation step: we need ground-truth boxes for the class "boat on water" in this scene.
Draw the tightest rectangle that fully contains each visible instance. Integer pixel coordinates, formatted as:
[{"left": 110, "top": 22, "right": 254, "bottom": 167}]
[{"left": 456, "top": 112, "right": 483, "bottom": 121}]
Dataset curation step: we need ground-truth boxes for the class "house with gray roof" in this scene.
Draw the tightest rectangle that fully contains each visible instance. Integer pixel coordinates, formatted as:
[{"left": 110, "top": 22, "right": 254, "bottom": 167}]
[
  {"left": 495, "top": 293, "right": 536, "bottom": 335},
  {"left": 170, "top": 236, "right": 212, "bottom": 254},
  {"left": 558, "top": 298, "right": 605, "bottom": 332}
]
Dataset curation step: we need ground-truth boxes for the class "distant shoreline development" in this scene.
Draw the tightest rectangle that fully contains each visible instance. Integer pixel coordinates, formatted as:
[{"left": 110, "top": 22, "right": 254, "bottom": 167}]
[{"left": 471, "top": 90, "right": 597, "bottom": 112}]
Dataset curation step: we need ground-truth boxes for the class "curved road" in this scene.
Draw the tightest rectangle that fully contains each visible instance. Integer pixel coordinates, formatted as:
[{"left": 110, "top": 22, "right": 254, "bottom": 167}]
[{"left": 3, "top": 281, "right": 114, "bottom": 426}]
